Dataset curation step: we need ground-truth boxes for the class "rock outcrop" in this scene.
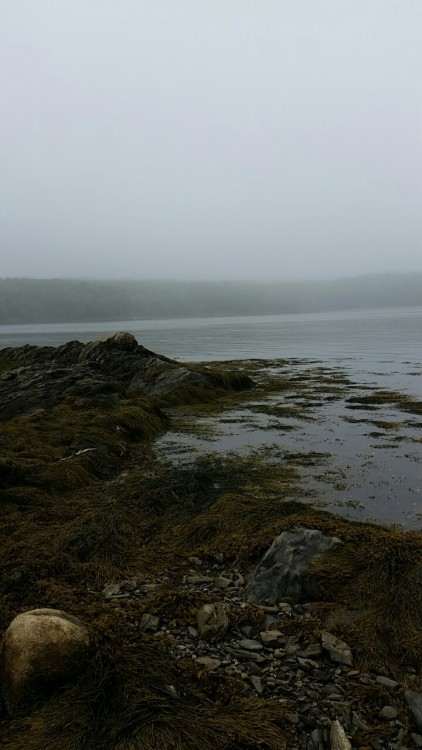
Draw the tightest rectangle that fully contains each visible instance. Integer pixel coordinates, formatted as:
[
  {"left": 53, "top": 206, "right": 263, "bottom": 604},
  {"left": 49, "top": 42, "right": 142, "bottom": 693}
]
[{"left": 0, "top": 332, "right": 253, "bottom": 419}]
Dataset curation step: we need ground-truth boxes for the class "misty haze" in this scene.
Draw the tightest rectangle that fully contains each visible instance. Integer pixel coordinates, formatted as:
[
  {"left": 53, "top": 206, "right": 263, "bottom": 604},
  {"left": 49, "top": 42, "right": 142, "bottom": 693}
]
[
  {"left": 1, "top": 5, "right": 422, "bottom": 747},
  {"left": 0, "top": 1, "right": 421, "bottom": 281}
]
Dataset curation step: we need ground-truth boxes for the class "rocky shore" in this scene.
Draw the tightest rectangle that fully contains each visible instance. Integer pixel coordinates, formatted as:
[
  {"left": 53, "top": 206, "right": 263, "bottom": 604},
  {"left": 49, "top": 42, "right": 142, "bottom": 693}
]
[{"left": 1, "top": 333, "right": 422, "bottom": 749}]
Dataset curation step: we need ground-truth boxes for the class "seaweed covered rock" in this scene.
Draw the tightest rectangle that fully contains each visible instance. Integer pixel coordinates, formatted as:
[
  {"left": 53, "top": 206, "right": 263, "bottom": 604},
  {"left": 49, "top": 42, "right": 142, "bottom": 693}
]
[
  {"left": 247, "top": 527, "right": 342, "bottom": 604},
  {"left": 0, "top": 332, "right": 253, "bottom": 418},
  {"left": 0, "top": 608, "right": 90, "bottom": 715}
]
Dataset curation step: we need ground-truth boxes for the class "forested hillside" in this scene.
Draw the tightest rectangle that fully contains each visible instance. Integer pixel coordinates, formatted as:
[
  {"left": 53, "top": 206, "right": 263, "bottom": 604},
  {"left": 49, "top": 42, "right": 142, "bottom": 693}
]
[{"left": 1, "top": 273, "right": 421, "bottom": 324}]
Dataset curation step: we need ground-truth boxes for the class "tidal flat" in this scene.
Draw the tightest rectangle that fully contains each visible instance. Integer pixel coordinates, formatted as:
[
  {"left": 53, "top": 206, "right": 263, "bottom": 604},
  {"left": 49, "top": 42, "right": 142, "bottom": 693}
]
[
  {"left": 158, "top": 358, "right": 422, "bottom": 529},
  {"left": 1, "top": 335, "right": 422, "bottom": 749}
]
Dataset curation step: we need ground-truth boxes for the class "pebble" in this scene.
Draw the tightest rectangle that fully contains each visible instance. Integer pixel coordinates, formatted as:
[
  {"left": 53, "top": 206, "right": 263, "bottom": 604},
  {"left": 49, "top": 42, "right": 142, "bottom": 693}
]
[
  {"left": 250, "top": 675, "right": 263, "bottom": 695},
  {"left": 100, "top": 562, "right": 408, "bottom": 750},
  {"left": 139, "top": 613, "right": 160, "bottom": 632},
  {"left": 214, "top": 576, "right": 231, "bottom": 589},
  {"left": 196, "top": 656, "right": 221, "bottom": 670},
  {"left": 379, "top": 705, "right": 398, "bottom": 721},
  {"left": 260, "top": 629, "right": 284, "bottom": 648},
  {"left": 376, "top": 675, "right": 399, "bottom": 689},
  {"left": 321, "top": 631, "right": 353, "bottom": 666},
  {"left": 237, "top": 639, "right": 263, "bottom": 652}
]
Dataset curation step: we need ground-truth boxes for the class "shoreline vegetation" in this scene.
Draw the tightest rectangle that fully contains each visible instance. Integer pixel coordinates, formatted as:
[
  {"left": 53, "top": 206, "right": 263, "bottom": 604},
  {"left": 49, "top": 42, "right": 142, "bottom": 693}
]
[
  {"left": 1, "top": 272, "right": 422, "bottom": 325},
  {"left": 1, "top": 333, "right": 422, "bottom": 748}
]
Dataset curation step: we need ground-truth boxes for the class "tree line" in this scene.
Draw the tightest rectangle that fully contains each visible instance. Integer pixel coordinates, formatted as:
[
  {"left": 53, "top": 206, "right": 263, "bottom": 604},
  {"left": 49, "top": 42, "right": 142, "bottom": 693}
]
[{"left": 0, "top": 273, "right": 421, "bottom": 325}]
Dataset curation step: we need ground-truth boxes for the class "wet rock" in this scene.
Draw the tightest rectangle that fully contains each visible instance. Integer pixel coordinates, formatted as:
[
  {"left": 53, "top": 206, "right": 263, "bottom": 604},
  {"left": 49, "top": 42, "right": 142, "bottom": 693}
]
[
  {"left": 248, "top": 528, "right": 342, "bottom": 604},
  {"left": 405, "top": 691, "right": 422, "bottom": 731},
  {"left": 330, "top": 719, "right": 352, "bottom": 750},
  {"left": 0, "top": 609, "right": 90, "bottom": 715},
  {"left": 321, "top": 631, "right": 353, "bottom": 666},
  {"left": 197, "top": 603, "right": 229, "bottom": 641}
]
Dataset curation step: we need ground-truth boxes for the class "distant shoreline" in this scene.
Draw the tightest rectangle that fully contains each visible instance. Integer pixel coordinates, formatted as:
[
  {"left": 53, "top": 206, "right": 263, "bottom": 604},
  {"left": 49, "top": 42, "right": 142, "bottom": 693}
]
[{"left": 1, "top": 273, "right": 422, "bottom": 325}]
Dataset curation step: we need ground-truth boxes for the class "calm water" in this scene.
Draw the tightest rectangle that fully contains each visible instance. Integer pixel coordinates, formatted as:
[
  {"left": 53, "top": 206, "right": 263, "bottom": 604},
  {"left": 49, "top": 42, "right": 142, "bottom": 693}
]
[
  {"left": 1, "top": 306, "right": 422, "bottom": 528},
  {"left": 1, "top": 306, "right": 421, "bottom": 395}
]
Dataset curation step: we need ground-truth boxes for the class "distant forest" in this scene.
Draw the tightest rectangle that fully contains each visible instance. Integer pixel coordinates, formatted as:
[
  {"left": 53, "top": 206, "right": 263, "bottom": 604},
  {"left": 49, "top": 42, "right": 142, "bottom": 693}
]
[{"left": 1, "top": 274, "right": 422, "bottom": 325}]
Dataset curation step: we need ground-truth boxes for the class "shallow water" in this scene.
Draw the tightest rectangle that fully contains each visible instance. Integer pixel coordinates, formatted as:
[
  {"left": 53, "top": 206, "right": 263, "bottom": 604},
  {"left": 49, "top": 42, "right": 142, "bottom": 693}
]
[
  {"left": 2, "top": 307, "right": 421, "bottom": 528},
  {"left": 1, "top": 306, "right": 422, "bottom": 395},
  {"left": 156, "top": 358, "right": 422, "bottom": 530}
]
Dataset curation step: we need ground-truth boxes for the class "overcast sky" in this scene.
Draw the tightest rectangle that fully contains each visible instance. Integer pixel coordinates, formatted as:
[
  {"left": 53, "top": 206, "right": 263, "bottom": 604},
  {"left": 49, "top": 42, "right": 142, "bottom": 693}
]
[{"left": 0, "top": 1, "right": 421, "bottom": 280}]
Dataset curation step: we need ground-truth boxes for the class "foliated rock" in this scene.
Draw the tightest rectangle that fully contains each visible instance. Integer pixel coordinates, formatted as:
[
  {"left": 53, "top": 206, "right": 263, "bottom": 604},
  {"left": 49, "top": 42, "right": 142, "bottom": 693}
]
[
  {"left": 321, "top": 631, "right": 353, "bottom": 666},
  {"left": 248, "top": 528, "right": 342, "bottom": 604},
  {"left": 330, "top": 719, "right": 352, "bottom": 750},
  {"left": 197, "top": 603, "right": 229, "bottom": 641}
]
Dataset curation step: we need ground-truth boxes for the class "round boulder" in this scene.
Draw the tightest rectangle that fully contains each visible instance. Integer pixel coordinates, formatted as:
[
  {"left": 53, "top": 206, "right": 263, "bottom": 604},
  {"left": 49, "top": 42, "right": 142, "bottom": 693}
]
[{"left": 1, "top": 608, "right": 90, "bottom": 715}]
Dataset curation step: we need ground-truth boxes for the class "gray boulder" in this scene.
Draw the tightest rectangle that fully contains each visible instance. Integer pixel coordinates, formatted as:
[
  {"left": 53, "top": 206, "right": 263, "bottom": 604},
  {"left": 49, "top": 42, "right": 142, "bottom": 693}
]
[
  {"left": 405, "top": 691, "right": 422, "bottom": 731},
  {"left": 248, "top": 527, "right": 342, "bottom": 604}
]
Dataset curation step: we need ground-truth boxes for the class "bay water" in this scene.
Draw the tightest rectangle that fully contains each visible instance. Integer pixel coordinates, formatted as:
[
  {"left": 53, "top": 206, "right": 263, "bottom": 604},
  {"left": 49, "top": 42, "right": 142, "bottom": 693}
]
[{"left": 2, "top": 306, "right": 421, "bottom": 528}]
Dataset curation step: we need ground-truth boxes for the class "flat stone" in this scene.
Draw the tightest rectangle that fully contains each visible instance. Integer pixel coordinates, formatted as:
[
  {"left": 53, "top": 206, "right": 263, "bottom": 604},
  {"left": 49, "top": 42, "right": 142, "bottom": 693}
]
[
  {"left": 376, "top": 675, "right": 399, "bottom": 689},
  {"left": 226, "top": 648, "right": 265, "bottom": 662},
  {"left": 237, "top": 639, "right": 263, "bottom": 652},
  {"left": 187, "top": 626, "right": 198, "bottom": 638},
  {"left": 405, "top": 691, "right": 422, "bottom": 731},
  {"left": 297, "top": 642, "right": 322, "bottom": 658},
  {"left": 186, "top": 575, "right": 213, "bottom": 584},
  {"left": 260, "top": 630, "right": 284, "bottom": 648},
  {"left": 321, "top": 631, "right": 353, "bottom": 666},
  {"left": 379, "top": 705, "right": 398, "bottom": 720},
  {"left": 196, "top": 656, "right": 221, "bottom": 671}
]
